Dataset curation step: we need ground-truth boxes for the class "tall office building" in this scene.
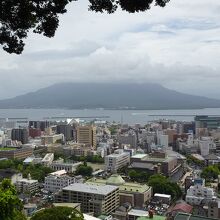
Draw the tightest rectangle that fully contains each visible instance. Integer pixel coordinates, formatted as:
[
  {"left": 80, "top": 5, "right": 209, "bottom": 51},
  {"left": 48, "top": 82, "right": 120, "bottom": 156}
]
[
  {"left": 11, "top": 128, "right": 28, "bottom": 144},
  {"left": 195, "top": 116, "right": 220, "bottom": 137},
  {"left": 76, "top": 125, "right": 96, "bottom": 148},
  {"left": 57, "top": 124, "right": 75, "bottom": 141},
  {"left": 29, "top": 121, "right": 50, "bottom": 131}
]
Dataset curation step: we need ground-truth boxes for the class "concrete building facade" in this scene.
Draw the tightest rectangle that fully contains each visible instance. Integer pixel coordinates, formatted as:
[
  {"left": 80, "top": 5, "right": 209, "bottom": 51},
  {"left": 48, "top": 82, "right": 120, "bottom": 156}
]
[
  {"left": 77, "top": 125, "right": 97, "bottom": 148},
  {"left": 105, "top": 150, "right": 130, "bottom": 173},
  {"left": 55, "top": 183, "right": 119, "bottom": 216},
  {"left": 44, "top": 170, "right": 78, "bottom": 193}
]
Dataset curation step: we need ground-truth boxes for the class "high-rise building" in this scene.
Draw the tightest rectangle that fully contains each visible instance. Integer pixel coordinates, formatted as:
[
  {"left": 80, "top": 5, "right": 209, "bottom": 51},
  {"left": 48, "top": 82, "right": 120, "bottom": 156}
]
[
  {"left": 118, "top": 132, "right": 137, "bottom": 148},
  {"left": 11, "top": 128, "right": 28, "bottom": 144},
  {"left": 157, "top": 134, "right": 169, "bottom": 149},
  {"left": 76, "top": 125, "right": 96, "bottom": 148},
  {"left": 29, "top": 128, "right": 41, "bottom": 138},
  {"left": 29, "top": 121, "right": 50, "bottom": 131},
  {"left": 195, "top": 116, "right": 220, "bottom": 137},
  {"left": 57, "top": 124, "right": 75, "bottom": 141}
]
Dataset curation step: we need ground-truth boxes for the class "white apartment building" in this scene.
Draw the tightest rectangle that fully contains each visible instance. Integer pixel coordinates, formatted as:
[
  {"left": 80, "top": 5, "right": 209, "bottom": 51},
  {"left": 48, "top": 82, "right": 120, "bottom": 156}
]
[
  {"left": 199, "top": 137, "right": 216, "bottom": 156},
  {"left": 105, "top": 150, "right": 130, "bottom": 173},
  {"left": 44, "top": 170, "right": 79, "bottom": 193},
  {"left": 186, "top": 179, "right": 216, "bottom": 205},
  {"left": 15, "top": 175, "right": 38, "bottom": 194}
]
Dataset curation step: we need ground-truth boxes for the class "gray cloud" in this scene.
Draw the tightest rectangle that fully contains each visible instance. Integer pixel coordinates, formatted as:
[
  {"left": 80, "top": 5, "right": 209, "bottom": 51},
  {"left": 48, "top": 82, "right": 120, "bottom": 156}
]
[{"left": 0, "top": 0, "right": 220, "bottom": 99}]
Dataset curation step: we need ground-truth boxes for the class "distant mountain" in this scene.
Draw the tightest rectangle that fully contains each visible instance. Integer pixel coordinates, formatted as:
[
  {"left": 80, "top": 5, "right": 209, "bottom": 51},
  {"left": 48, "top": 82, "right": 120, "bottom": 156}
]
[{"left": 0, "top": 82, "right": 220, "bottom": 110}]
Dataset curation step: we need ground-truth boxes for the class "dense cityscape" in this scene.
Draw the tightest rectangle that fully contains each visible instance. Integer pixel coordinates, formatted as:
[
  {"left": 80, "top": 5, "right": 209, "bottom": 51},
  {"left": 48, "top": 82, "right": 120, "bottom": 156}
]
[{"left": 0, "top": 115, "right": 220, "bottom": 220}]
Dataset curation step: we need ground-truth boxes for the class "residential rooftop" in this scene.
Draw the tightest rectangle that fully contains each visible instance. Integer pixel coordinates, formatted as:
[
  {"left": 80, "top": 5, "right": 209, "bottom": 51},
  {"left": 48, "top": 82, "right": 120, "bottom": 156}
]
[{"left": 174, "top": 212, "right": 218, "bottom": 220}]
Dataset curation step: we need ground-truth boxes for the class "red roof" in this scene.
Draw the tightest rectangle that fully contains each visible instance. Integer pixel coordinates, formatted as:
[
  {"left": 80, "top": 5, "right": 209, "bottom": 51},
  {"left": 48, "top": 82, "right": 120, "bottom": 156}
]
[{"left": 172, "top": 203, "right": 193, "bottom": 213}]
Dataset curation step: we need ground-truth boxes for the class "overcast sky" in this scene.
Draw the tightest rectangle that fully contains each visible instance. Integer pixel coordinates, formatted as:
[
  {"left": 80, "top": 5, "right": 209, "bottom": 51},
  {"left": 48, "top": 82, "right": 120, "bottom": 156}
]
[{"left": 0, "top": 0, "right": 220, "bottom": 99}]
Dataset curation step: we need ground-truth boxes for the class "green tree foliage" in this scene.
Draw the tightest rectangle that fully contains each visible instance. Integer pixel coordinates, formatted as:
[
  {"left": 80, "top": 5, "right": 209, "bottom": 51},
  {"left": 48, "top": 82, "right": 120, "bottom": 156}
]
[
  {"left": 0, "top": 159, "right": 53, "bottom": 182},
  {"left": 0, "top": 0, "right": 170, "bottom": 54},
  {"left": 22, "top": 164, "right": 53, "bottom": 182},
  {"left": 0, "top": 179, "right": 27, "bottom": 220},
  {"left": 148, "top": 174, "right": 182, "bottom": 200},
  {"left": 186, "top": 155, "right": 205, "bottom": 167},
  {"left": 31, "top": 206, "right": 83, "bottom": 220},
  {"left": 128, "top": 169, "right": 150, "bottom": 182},
  {"left": 72, "top": 155, "right": 104, "bottom": 164},
  {"left": 201, "top": 165, "right": 220, "bottom": 181},
  {"left": 75, "top": 162, "right": 93, "bottom": 176}
]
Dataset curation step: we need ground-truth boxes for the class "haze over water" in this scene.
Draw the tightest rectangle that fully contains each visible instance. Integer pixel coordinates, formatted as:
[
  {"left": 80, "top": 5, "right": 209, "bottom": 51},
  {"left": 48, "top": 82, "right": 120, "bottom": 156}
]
[{"left": 0, "top": 108, "right": 220, "bottom": 125}]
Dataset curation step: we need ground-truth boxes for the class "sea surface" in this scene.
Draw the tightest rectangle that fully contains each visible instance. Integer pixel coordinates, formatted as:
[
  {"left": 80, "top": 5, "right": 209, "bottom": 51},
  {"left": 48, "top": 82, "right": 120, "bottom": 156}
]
[{"left": 1, "top": 108, "right": 220, "bottom": 125}]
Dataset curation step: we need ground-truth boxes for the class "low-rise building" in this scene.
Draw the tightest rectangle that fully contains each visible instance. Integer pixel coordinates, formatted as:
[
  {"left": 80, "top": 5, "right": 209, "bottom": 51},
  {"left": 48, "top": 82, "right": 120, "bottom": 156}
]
[
  {"left": 15, "top": 175, "right": 38, "bottom": 194},
  {"left": 105, "top": 150, "right": 130, "bottom": 173},
  {"left": 41, "top": 153, "right": 54, "bottom": 166},
  {"left": 186, "top": 178, "right": 216, "bottom": 205},
  {"left": 63, "top": 144, "right": 94, "bottom": 157},
  {"left": 0, "top": 147, "right": 33, "bottom": 160},
  {"left": 87, "top": 174, "right": 152, "bottom": 208},
  {"left": 41, "top": 134, "right": 64, "bottom": 145},
  {"left": 55, "top": 183, "right": 119, "bottom": 216},
  {"left": 167, "top": 202, "right": 193, "bottom": 218},
  {"left": 208, "top": 199, "right": 220, "bottom": 219},
  {"left": 44, "top": 170, "right": 80, "bottom": 193},
  {"left": 130, "top": 151, "right": 179, "bottom": 177},
  {"left": 153, "top": 193, "right": 171, "bottom": 204},
  {"left": 50, "top": 162, "right": 82, "bottom": 173}
]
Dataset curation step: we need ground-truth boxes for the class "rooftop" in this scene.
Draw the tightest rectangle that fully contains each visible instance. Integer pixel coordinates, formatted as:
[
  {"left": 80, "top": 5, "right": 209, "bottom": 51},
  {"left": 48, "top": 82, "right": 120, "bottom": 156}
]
[
  {"left": 87, "top": 175, "right": 151, "bottom": 193},
  {"left": 128, "top": 209, "right": 148, "bottom": 217},
  {"left": 53, "top": 203, "right": 80, "bottom": 209},
  {"left": 191, "top": 154, "right": 205, "bottom": 161},
  {"left": 50, "top": 170, "right": 67, "bottom": 176},
  {"left": 172, "top": 203, "right": 193, "bottom": 213},
  {"left": 174, "top": 212, "right": 218, "bottom": 220},
  {"left": 129, "top": 162, "right": 155, "bottom": 170},
  {"left": 63, "top": 183, "right": 119, "bottom": 195},
  {"left": 17, "top": 178, "right": 38, "bottom": 184},
  {"left": 137, "top": 216, "right": 166, "bottom": 220},
  {"left": 84, "top": 214, "right": 100, "bottom": 220},
  {"left": 0, "top": 147, "right": 17, "bottom": 151},
  {"left": 131, "top": 154, "right": 148, "bottom": 159},
  {"left": 106, "top": 174, "right": 125, "bottom": 186},
  {"left": 106, "top": 152, "right": 130, "bottom": 158},
  {"left": 154, "top": 193, "right": 171, "bottom": 198}
]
